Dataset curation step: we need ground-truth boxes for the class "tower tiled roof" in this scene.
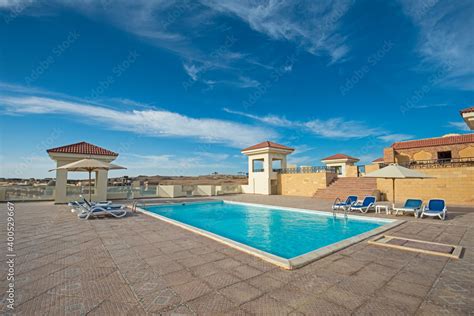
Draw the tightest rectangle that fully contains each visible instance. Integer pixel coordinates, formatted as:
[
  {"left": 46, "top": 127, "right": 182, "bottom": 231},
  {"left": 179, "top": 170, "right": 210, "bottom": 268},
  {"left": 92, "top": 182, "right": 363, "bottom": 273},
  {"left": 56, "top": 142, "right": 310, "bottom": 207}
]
[
  {"left": 321, "top": 153, "right": 359, "bottom": 161},
  {"left": 241, "top": 141, "right": 294, "bottom": 152}
]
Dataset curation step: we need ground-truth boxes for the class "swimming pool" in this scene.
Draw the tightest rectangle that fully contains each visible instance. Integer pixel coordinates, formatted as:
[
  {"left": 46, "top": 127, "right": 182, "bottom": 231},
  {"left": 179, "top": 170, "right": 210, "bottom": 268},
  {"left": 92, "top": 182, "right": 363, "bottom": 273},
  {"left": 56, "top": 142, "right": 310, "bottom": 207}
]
[{"left": 140, "top": 201, "right": 402, "bottom": 269}]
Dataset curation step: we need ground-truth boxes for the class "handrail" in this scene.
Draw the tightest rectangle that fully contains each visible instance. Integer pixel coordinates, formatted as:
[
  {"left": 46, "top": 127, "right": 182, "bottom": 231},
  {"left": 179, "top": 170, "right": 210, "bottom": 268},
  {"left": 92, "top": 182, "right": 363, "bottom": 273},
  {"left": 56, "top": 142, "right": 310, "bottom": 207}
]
[
  {"left": 278, "top": 166, "right": 337, "bottom": 174},
  {"left": 400, "top": 157, "right": 474, "bottom": 169}
]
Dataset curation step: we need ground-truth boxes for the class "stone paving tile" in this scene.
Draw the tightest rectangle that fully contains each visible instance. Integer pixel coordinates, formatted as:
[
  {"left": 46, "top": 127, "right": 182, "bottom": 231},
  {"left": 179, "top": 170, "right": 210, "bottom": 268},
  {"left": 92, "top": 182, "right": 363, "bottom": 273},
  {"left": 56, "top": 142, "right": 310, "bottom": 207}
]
[
  {"left": 241, "top": 294, "right": 294, "bottom": 315},
  {"left": 88, "top": 300, "right": 147, "bottom": 315},
  {"left": 229, "top": 264, "right": 263, "bottom": 280},
  {"left": 386, "top": 278, "right": 432, "bottom": 299},
  {"left": 289, "top": 273, "right": 339, "bottom": 295},
  {"left": 214, "top": 257, "right": 244, "bottom": 270},
  {"left": 189, "top": 262, "right": 220, "bottom": 278},
  {"left": 15, "top": 292, "right": 103, "bottom": 315},
  {"left": 268, "top": 284, "right": 313, "bottom": 309},
  {"left": 323, "top": 286, "right": 368, "bottom": 311},
  {"left": 376, "top": 288, "right": 424, "bottom": 314},
  {"left": 141, "top": 288, "right": 183, "bottom": 313},
  {"left": 187, "top": 291, "right": 238, "bottom": 314},
  {"left": 220, "top": 281, "right": 263, "bottom": 305},
  {"left": 247, "top": 273, "right": 285, "bottom": 292},
  {"left": 354, "top": 297, "right": 407, "bottom": 315},
  {"left": 416, "top": 302, "right": 468, "bottom": 316},
  {"left": 204, "top": 271, "right": 242, "bottom": 289},
  {"left": 171, "top": 279, "right": 213, "bottom": 303},
  {"left": 295, "top": 297, "right": 350, "bottom": 315},
  {"left": 163, "top": 269, "right": 196, "bottom": 287}
]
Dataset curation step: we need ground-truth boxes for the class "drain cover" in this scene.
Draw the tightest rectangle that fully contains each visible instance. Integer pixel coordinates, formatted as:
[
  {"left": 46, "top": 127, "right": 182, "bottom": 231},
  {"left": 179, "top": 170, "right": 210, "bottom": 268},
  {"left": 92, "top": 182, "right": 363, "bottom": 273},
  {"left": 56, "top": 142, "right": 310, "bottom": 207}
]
[{"left": 368, "top": 235, "right": 462, "bottom": 259}]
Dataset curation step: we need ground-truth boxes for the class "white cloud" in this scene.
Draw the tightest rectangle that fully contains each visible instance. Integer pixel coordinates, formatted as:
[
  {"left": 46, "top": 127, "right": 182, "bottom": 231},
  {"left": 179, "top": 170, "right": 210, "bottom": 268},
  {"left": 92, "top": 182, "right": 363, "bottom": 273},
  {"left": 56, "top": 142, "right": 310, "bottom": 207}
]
[
  {"left": 377, "top": 134, "right": 414, "bottom": 143},
  {"left": 448, "top": 121, "right": 470, "bottom": 132},
  {"left": 203, "top": 0, "right": 353, "bottom": 63},
  {"left": 223, "top": 107, "right": 294, "bottom": 127},
  {"left": 399, "top": 0, "right": 474, "bottom": 90},
  {"left": 183, "top": 63, "right": 200, "bottom": 81},
  {"left": 304, "top": 118, "right": 383, "bottom": 139},
  {"left": 224, "top": 108, "right": 390, "bottom": 139},
  {"left": 0, "top": 90, "right": 277, "bottom": 148}
]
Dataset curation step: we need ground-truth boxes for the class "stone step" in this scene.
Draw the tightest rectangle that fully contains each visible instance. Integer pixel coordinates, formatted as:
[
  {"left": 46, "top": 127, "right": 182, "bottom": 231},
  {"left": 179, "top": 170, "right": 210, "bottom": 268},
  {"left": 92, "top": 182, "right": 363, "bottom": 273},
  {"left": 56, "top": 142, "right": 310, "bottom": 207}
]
[{"left": 313, "top": 177, "right": 378, "bottom": 200}]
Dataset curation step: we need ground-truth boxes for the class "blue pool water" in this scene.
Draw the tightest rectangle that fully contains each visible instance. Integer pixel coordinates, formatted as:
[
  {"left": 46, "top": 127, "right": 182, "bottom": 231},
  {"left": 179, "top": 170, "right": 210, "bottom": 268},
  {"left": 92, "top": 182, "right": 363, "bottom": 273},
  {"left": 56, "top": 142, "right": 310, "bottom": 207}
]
[{"left": 143, "top": 201, "right": 386, "bottom": 259}]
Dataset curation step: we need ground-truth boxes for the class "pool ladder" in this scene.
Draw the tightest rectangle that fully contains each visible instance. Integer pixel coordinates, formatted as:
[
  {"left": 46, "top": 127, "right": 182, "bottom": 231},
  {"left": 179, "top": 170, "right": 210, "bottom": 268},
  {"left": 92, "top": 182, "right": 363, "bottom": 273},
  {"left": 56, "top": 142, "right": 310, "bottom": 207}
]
[{"left": 332, "top": 205, "right": 349, "bottom": 219}]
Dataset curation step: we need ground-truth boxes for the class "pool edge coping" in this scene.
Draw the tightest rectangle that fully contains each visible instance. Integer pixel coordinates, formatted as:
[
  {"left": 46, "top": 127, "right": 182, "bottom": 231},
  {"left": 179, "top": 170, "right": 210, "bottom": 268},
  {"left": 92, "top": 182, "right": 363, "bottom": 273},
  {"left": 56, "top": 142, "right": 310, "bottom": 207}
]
[{"left": 135, "top": 200, "right": 405, "bottom": 270}]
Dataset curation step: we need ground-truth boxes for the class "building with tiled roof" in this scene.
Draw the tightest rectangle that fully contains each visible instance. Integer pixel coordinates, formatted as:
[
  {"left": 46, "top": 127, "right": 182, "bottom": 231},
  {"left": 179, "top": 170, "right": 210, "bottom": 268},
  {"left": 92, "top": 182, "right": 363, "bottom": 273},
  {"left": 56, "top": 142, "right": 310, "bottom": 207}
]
[
  {"left": 321, "top": 153, "right": 359, "bottom": 162},
  {"left": 384, "top": 133, "right": 474, "bottom": 164},
  {"left": 47, "top": 142, "right": 119, "bottom": 204},
  {"left": 460, "top": 106, "right": 474, "bottom": 130},
  {"left": 241, "top": 141, "right": 294, "bottom": 153},
  {"left": 47, "top": 141, "right": 118, "bottom": 156},
  {"left": 372, "top": 157, "right": 385, "bottom": 163},
  {"left": 321, "top": 154, "right": 359, "bottom": 177}
]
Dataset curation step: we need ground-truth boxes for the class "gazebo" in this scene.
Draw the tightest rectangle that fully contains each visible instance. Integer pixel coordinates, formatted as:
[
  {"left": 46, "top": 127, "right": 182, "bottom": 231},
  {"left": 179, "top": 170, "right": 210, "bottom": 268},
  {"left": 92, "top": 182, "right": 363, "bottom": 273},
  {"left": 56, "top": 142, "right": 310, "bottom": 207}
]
[{"left": 47, "top": 142, "right": 119, "bottom": 203}]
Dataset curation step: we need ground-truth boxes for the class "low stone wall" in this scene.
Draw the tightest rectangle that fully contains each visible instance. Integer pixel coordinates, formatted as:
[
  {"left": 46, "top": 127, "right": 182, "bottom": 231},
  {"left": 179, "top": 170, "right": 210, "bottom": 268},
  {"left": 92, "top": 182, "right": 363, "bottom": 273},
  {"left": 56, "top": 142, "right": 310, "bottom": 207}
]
[
  {"left": 376, "top": 166, "right": 474, "bottom": 206},
  {"left": 278, "top": 172, "right": 337, "bottom": 197}
]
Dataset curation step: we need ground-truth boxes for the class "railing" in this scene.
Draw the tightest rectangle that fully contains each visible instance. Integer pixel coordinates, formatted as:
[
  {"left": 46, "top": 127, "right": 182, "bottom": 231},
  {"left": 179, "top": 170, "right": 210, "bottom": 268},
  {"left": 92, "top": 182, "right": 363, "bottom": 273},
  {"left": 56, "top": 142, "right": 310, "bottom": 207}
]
[
  {"left": 278, "top": 166, "right": 337, "bottom": 174},
  {"left": 0, "top": 186, "right": 55, "bottom": 201},
  {"left": 253, "top": 168, "right": 265, "bottom": 172},
  {"left": 401, "top": 157, "right": 474, "bottom": 169},
  {"left": 0, "top": 183, "right": 244, "bottom": 202}
]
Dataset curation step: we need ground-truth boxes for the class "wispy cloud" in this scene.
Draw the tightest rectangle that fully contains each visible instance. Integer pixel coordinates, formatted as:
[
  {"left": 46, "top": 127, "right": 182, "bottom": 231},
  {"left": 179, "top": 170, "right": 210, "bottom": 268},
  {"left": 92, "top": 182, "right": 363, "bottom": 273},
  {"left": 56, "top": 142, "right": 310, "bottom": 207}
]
[
  {"left": 202, "top": 0, "right": 353, "bottom": 63},
  {"left": 223, "top": 107, "right": 293, "bottom": 126},
  {"left": 399, "top": 0, "right": 474, "bottom": 90},
  {"left": 224, "top": 108, "right": 390, "bottom": 139},
  {"left": 0, "top": 86, "right": 276, "bottom": 148},
  {"left": 448, "top": 121, "right": 470, "bottom": 132},
  {"left": 303, "top": 118, "right": 383, "bottom": 139},
  {"left": 377, "top": 134, "right": 413, "bottom": 143}
]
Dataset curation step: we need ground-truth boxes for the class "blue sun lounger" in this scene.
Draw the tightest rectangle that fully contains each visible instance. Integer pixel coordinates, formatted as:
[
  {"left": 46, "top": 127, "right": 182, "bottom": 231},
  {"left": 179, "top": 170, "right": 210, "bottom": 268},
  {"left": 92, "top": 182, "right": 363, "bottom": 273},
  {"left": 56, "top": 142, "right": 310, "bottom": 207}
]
[
  {"left": 393, "top": 199, "right": 423, "bottom": 217},
  {"left": 420, "top": 199, "right": 447, "bottom": 220},
  {"left": 332, "top": 195, "right": 358, "bottom": 211},
  {"left": 350, "top": 196, "right": 376, "bottom": 213}
]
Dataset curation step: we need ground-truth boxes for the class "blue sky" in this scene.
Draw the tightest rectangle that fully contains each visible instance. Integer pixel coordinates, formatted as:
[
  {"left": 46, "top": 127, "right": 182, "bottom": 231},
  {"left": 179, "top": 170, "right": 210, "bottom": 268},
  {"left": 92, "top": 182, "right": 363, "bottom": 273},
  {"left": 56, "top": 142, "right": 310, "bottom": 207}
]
[{"left": 0, "top": 0, "right": 473, "bottom": 179}]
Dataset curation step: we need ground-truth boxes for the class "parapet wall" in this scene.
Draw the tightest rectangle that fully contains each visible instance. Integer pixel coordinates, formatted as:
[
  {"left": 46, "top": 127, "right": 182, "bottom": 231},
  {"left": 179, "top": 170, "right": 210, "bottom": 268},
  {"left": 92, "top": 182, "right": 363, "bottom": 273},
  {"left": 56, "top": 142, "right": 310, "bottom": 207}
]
[
  {"left": 278, "top": 172, "right": 337, "bottom": 197},
  {"left": 376, "top": 166, "right": 474, "bottom": 206}
]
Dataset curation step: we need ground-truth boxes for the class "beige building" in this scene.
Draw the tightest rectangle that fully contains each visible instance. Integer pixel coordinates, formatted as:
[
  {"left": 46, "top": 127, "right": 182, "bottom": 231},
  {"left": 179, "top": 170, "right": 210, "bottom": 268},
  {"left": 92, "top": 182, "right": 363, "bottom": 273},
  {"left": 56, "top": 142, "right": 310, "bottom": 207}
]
[
  {"left": 321, "top": 154, "right": 359, "bottom": 177},
  {"left": 241, "top": 141, "right": 294, "bottom": 195},
  {"left": 383, "top": 133, "right": 474, "bottom": 164},
  {"left": 47, "top": 142, "right": 119, "bottom": 203},
  {"left": 461, "top": 106, "right": 474, "bottom": 130}
]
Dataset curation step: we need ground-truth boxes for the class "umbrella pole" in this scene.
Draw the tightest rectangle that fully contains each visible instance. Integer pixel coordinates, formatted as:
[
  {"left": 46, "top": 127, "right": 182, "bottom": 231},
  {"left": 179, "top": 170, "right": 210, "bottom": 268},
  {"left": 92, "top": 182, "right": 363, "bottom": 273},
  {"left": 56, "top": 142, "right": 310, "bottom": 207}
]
[
  {"left": 89, "top": 170, "right": 92, "bottom": 202},
  {"left": 392, "top": 178, "right": 395, "bottom": 209}
]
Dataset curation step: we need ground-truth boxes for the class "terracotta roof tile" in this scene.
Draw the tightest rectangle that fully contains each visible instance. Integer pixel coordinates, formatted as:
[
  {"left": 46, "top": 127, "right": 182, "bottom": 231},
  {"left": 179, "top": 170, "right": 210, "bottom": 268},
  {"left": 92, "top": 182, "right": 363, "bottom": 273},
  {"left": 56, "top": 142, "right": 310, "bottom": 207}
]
[
  {"left": 321, "top": 153, "right": 359, "bottom": 161},
  {"left": 392, "top": 134, "right": 474, "bottom": 150},
  {"left": 460, "top": 106, "right": 474, "bottom": 114},
  {"left": 47, "top": 142, "right": 118, "bottom": 156},
  {"left": 372, "top": 157, "right": 385, "bottom": 163},
  {"left": 241, "top": 141, "right": 294, "bottom": 152}
]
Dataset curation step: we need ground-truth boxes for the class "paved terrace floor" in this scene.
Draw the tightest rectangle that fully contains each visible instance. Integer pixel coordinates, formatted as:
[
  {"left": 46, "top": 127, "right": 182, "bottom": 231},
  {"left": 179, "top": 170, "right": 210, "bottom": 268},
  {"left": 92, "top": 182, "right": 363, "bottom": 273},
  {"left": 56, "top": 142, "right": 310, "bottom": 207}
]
[{"left": 0, "top": 195, "right": 473, "bottom": 315}]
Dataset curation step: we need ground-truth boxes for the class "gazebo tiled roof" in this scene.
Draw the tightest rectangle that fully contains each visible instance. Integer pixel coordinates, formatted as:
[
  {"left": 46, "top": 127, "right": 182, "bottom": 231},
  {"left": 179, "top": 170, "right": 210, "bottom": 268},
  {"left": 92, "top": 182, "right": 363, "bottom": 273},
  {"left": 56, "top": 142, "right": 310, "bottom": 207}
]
[
  {"left": 321, "top": 153, "right": 359, "bottom": 161},
  {"left": 241, "top": 141, "right": 294, "bottom": 152},
  {"left": 47, "top": 142, "right": 118, "bottom": 156},
  {"left": 391, "top": 134, "right": 474, "bottom": 150}
]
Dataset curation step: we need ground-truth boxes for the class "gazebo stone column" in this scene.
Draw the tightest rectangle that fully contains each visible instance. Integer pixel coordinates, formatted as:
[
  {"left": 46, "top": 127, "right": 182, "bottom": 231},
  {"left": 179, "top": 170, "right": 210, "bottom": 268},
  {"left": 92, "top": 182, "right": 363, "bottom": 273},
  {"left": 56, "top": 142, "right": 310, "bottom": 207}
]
[
  {"left": 95, "top": 170, "right": 109, "bottom": 202},
  {"left": 54, "top": 168, "right": 68, "bottom": 204}
]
